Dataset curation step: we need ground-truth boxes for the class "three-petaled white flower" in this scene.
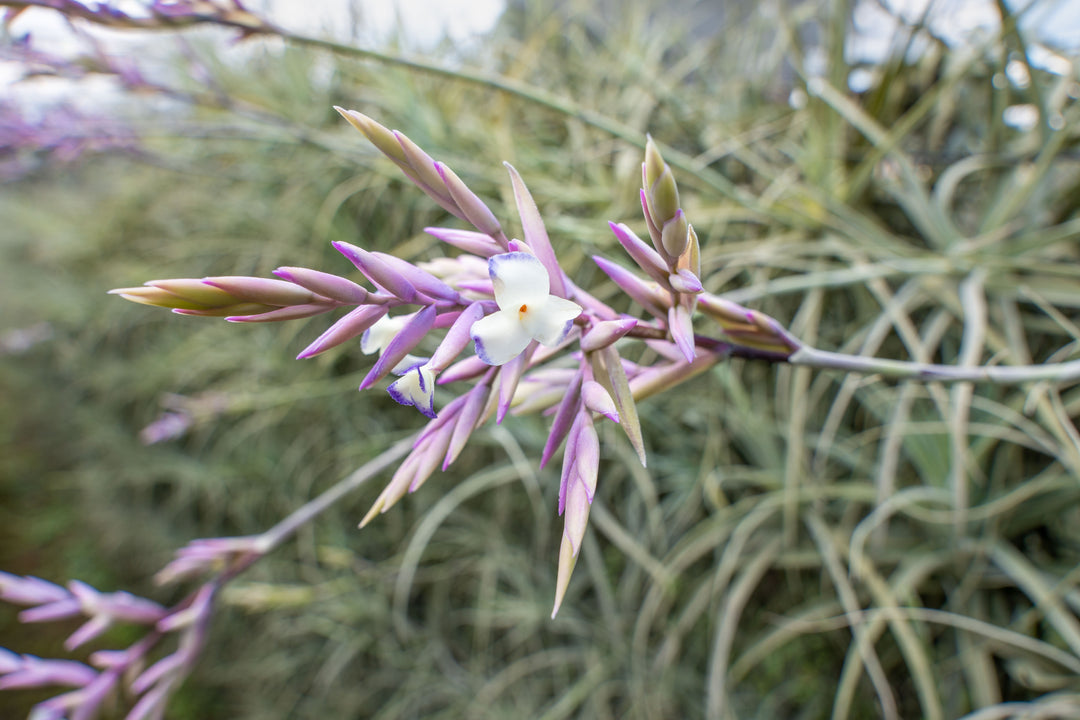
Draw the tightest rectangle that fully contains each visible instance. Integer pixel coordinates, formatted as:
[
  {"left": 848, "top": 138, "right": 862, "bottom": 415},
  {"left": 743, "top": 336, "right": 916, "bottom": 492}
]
[
  {"left": 470, "top": 252, "right": 583, "bottom": 366},
  {"left": 387, "top": 361, "right": 437, "bottom": 418},
  {"left": 361, "top": 313, "right": 426, "bottom": 373}
]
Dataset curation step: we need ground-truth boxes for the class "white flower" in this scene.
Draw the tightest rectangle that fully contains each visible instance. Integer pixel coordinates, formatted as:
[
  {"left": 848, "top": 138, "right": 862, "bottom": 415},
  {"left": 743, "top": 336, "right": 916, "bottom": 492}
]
[
  {"left": 470, "top": 252, "right": 582, "bottom": 366},
  {"left": 362, "top": 313, "right": 425, "bottom": 373},
  {"left": 387, "top": 360, "right": 437, "bottom": 418},
  {"left": 361, "top": 313, "right": 407, "bottom": 355}
]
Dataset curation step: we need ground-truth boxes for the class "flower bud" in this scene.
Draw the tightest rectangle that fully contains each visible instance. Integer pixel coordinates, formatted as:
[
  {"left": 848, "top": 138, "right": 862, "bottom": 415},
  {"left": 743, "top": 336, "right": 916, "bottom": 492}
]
[
  {"left": 0, "top": 648, "right": 19, "bottom": 674},
  {"left": 434, "top": 162, "right": 503, "bottom": 239},
  {"left": 428, "top": 302, "right": 485, "bottom": 372},
  {"left": 225, "top": 303, "right": 335, "bottom": 323},
  {"left": 108, "top": 285, "right": 223, "bottom": 311},
  {"left": 540, "top": 368, "right": 584, "bottom": 469},
  {"left": 0, "top": 656, "right": 97, "bottom": 690},
  {"left": 297, "top": 304, "right": 387, "bottom": 359},
  {"left": 424, "top": 226, "right": 502, "bottom": 256},
  {"left": 668, "top": 268, "right": 702, "bottom": 294},
  {"left": 580, "top": 318, "right": 638, "bottom": 352},
  {"left": 393, "top": 131, "right": 457, "bottom": 211},
  {"left": 334, "top": 107, "right": 408, "bottom": 166},
  {"left": 608, "top": 222, "right": 672, "bottom": 289},
  {"left": 643, "top": 135, "right": 666, "bottom": 192},
  {"left": 668, "top": 305, "right": 696, "bottom": 363},
  {"left": 372, "top": 252, "right": 459, "bottom": 303},
  {"left": 0, "top": 572, "right": 69, "bottom": 606},
  {"left": 273, "top": 267, "right": 370, "bottom": 304},
  {"left": 581, "top": 380, "right": 619, "bottom": 423},
  {"left": 333, "top": 241, "right": 417, "bottom": 302},
  {"left": 660, "top": 209, "right": 689, "bottom": 259},
  {"left": 591, "top": 256, "right": 669, "bottom": 319},
  {"left": 202, "top": 276, "right": 315, "bottom": 307},
  {"left": 444, "top": 380, "right": 491, "bottom": 469},
  {"left": 147, "top": 279, "right": 236, "bottom": 306},
  {"left": 647, "top": 165, "right": 681, "bottom": 226}
]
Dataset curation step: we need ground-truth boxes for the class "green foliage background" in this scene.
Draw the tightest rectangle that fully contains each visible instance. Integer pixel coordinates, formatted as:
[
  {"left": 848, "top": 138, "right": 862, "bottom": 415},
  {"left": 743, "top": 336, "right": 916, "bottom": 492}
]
[{"left": 3, "top": 1, "right": 1080, "bottom": 718}]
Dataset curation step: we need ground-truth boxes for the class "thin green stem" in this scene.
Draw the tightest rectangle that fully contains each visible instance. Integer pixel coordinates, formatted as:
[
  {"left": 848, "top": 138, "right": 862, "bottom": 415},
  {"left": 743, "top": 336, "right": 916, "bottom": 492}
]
[
  {"left": 280, "top": 31, "right": 819, "bottom": 231},
  {"left": 790, "top": 345, "right": 1080, "bottom": 385},
  {"left": 253, "top": 434, "right": 416, "bottom": 556}
]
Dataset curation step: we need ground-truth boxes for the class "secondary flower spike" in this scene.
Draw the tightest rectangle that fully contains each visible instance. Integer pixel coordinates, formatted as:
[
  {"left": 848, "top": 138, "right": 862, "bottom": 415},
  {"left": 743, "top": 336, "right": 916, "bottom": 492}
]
[{"left": 470, "top": 252, "right": 582, "bottom": 366}]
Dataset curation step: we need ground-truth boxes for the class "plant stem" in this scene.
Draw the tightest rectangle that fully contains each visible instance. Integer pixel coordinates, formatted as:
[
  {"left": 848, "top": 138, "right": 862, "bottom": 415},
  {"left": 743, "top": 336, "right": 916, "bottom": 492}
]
[
  {"left": 790, "top": 345, "right": 1080, "bottom": 385},
  {"left": 246, "top": 434, "right": 416, "bottom": 560}
]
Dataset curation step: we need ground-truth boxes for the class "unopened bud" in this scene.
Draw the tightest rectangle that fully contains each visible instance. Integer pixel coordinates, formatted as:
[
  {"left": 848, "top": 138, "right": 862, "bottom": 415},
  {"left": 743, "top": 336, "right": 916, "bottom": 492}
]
[
  {"left": 297, "top": 304, "right": 386, "bottom": 359},
  {"left": 648, "top": 165, "right": 681, "bottom": 226},
  {"left": 668, "top": 268, "right": 702, "bottom": 294},
  {"left": 334, "top": 107, "right": 408, "bottom": 166},
  {"left": 580, "top": 318, "right": 638, "bottom": 352},
  {"left": 109, "top": 285, "right": 220, "bottom": 311},
  {"left": 434, "top": 162, "right": 503, "bottom": 238},
  {"left": 393, "top": 131, "right": 455, "bottom": 208},
  {"left": 202, "top": 276, "right": 315, "bottom": 307},
  {"left": 333, "top": 242, "right": 417, "bottom": 302},
  {"left": 668, "top": 305, "right": 696, "bottom": 363},
  {"left": 581, "top": 381, "right": 619, "bottom": 423},
  {"left": 644, "top": 135, "right": 666, "bottom": 192},
  {"left": 273, "top": 267, "right": 370, "bottom": 304},
  {"left": 660, "top": 209, "right": 689, "bottom": 259},
  {"left": 608, "top": 222, "right": 671, "bottom": 288},
  {"left": 145, "top": 279, "right": 236, "bottom": 307},
  {"left": 428, "top": 302, "right": 485, "bottom": 372}
]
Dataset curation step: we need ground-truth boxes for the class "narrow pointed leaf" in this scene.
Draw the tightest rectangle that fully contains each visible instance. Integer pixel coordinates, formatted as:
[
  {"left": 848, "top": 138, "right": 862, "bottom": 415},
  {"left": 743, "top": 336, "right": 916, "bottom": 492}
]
[
  {"left": 297, "top": 305, "right": 387, "bottom": 359},
  {"left": 551, "top": 534, "right": 577, "bottom": 619},
  {"left": 599, "top": 344, "right": 647, "bottom": 466},
  {"left": 226, "top": 303, "right": 334, "bottom": 323},
  {"left": 434, "top": 162, "right": 503, "bottom": 239},
  {"left": 505, "top": 163, "right": 565, "bottom": 296},
  {"left": 540, "top": 367, "right": 584, "bottom": 469}
]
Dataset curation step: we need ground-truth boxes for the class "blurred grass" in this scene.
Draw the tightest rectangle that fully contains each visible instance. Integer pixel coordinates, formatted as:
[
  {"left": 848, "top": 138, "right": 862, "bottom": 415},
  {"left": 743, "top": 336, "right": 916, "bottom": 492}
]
[{"left": 3, "top": 0, "right": 1080, "bottom": 718}]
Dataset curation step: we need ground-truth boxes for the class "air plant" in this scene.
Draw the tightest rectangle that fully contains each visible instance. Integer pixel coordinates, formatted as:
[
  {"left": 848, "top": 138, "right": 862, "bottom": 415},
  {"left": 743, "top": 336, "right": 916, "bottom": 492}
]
[{"left": 5, "top": 94, "right": 1080, "bottom": 720}]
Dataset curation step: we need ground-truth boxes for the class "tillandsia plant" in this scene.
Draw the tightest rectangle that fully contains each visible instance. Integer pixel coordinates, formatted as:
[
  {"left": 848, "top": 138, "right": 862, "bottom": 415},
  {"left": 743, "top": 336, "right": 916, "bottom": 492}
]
[
  {"left": 8, "top": 103, "right": 1080, "bottom": 719},
  {"left": 108, "top": 108, "right": 807, "bottom": 616},
  {"left": 0, "top": 107, "right": 775, "bottom": 719},
  {"left": 9, "top": 98, "right": 1080, "bottom": 718}
]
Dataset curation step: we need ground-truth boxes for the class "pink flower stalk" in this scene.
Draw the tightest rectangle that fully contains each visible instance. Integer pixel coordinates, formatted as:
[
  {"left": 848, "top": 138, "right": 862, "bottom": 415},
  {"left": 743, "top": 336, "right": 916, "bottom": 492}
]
[
  {"left": 7, "top": 0, "right": 272, "bottom": 34},
  {"left": 0, "top": 655, "right": 97, "bottom": 690},
  {"left": 0, "top": 99, "right": 139, "bottom": 181},
  {"left": 155, "top": 536, "right": 267, "bottom": 585},
  {"left": 2, "top": 573, "right": 167, "bottom": 650},
  {"left": 334, "top": 108, "right": 510, "bottom": 249},
  {"left": 0, "top": 573, "right": 222, "bottom": 720},
  {"left": 0, "top": 572, "right": 69, "bottom": 606},
  {"left": 106, "top": 107, "right": 803, "bottom": 621}
]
